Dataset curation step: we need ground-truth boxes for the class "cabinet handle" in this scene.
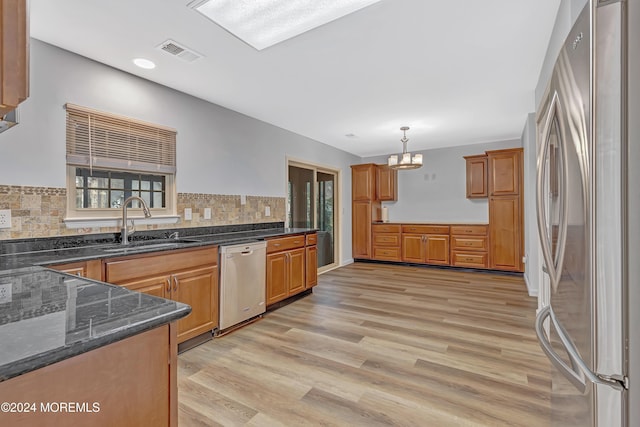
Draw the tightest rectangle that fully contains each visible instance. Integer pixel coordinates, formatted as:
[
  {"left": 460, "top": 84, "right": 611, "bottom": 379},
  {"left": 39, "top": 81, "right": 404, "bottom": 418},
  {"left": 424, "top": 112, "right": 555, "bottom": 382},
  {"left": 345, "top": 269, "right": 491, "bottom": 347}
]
[
  {"left": 294, "top": 240, "right": 301, "bottom": 244},
  {"left": 274, "top": 243, "right": 281, "bottom": 247},
  {"left": 166, "top": 277, "right": 171, "bottom": 293},
  {"left": 173, "top": 275, "right": 179, "bottom": 292}
]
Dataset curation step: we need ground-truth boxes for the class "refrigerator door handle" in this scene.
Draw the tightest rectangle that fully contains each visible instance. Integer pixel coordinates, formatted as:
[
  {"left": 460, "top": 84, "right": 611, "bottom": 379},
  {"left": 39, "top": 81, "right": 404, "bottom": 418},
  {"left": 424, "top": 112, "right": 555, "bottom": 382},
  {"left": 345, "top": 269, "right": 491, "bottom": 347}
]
[
  {"left": 535, "top": 306, "right": 587, "bottom": 393},
  {"left": 549, "top": 307, "right": 627, "bottom": 391},
  {"left": 536, "top": 92, "right": 569, "bottom": 293},
  {"left": 536, "top": 306, "right": 627, "bottom": 392}
]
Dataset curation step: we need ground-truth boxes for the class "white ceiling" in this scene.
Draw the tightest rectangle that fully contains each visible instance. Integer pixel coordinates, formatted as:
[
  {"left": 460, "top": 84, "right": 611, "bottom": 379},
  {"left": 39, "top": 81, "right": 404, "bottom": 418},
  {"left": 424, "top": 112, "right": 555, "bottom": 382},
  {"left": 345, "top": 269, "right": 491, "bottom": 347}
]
[{"left": 29, "top": 0, "right": 560, "bottom": 157}]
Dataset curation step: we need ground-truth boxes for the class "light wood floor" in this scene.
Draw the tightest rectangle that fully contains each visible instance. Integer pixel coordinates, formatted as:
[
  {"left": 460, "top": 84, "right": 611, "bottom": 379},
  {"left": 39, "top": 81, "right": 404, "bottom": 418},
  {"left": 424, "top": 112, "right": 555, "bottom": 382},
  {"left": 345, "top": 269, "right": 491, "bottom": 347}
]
[{"left": 178, "top": 263, "right": 551, "bottom": 426}]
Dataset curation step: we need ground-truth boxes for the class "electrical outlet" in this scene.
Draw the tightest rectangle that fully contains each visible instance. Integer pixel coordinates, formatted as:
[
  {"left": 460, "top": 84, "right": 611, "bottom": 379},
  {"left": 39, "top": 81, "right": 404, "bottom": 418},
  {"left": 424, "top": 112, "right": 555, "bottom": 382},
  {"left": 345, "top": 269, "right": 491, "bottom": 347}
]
[
  {"left": 265, "top": 206, "right": 271, "bottom": 217},
  {"left": 184, "top": 208, "right": 192, "bottom": 221},
  {"left": 204, "top": 207, "right": 211, "bottom": 220},
  {"left": 240, "top": 195, "right": 246, "bottom": 205},
  {"left": 0, "top": 283, "right": 12, "bottom": 303},
  {"left": 0, "top": 210, "right": 11, "bottom": 229}
]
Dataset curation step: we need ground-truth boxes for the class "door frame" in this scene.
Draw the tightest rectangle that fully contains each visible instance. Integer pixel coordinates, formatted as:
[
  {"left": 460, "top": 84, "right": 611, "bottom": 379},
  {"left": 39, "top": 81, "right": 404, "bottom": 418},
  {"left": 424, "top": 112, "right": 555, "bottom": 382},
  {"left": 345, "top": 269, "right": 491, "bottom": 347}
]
[{"left": 286, "top": 156, "right": 341, "bottom": 274}]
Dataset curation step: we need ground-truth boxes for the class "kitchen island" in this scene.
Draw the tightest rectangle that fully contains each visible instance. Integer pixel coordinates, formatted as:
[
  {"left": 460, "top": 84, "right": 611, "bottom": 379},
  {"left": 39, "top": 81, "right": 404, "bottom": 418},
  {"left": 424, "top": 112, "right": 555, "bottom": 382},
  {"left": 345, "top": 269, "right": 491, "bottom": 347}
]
[{"left": 0, "top": 266, "right": 190, "bottom": 426}]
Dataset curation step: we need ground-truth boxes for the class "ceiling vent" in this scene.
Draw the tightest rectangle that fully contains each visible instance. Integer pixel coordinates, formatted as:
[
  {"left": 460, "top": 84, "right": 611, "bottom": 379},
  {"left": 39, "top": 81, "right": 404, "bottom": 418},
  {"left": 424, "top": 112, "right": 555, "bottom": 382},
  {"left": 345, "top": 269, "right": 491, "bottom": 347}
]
[{"left": 156, "top": 39, "right": 203, "bottom": 63}]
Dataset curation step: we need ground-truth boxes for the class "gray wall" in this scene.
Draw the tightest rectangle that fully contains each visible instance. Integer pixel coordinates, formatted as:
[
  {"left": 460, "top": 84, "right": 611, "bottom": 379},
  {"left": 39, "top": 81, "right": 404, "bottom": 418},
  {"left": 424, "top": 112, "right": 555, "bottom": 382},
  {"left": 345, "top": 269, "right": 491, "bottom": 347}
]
[
  {"left": 535, "top": 0, "right": 588, "bottom": 108},
  {"left": 362, "top": 139, "right": 521, "bottom": 223},
  {"left": 0, "top": 39, "right": 360, "bottom": 264}
]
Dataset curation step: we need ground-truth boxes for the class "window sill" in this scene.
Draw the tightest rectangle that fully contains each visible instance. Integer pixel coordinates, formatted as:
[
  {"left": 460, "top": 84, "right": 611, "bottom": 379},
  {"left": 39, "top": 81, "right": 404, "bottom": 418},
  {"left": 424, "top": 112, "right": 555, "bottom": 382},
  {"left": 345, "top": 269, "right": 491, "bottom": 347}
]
[{"left": 63, "top": 216, "right": 180, "bottom": 229}]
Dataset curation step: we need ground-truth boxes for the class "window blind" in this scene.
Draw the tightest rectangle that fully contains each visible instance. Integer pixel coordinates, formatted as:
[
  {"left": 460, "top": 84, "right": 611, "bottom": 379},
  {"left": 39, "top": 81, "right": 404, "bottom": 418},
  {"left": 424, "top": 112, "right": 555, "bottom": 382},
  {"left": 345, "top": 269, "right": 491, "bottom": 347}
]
[{"left": 65, "top": 103, "right": 177, "bottom": 174}]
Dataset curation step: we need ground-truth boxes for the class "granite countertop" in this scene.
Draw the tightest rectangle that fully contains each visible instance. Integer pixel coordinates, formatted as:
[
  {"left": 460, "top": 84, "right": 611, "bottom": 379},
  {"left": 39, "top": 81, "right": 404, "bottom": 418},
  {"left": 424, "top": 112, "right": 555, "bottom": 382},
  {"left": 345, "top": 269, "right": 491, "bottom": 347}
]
[
  {"left": 0, "top": 224, "right": 316, "bottom": 382},
  {"left": 0, "top": 266, "right": 191, "bottom": 382},
  {"left": 0, "top": 227, "right": 317, "bottom": 270}
]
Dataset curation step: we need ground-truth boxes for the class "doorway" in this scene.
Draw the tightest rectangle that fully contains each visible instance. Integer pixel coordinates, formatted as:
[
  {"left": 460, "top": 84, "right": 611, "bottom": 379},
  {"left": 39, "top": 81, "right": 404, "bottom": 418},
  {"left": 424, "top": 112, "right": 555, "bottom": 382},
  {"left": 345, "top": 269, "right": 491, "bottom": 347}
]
[{"left": 287, "top": 161, "right": 339, "bottom": 272}]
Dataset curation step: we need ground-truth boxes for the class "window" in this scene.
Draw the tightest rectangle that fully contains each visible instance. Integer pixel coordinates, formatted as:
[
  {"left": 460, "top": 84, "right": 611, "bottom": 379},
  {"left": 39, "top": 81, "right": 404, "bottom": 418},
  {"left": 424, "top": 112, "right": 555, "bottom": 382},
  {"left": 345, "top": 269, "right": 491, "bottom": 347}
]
[{"left": 65, "top": 104, "right": 177, "bottom": 224}]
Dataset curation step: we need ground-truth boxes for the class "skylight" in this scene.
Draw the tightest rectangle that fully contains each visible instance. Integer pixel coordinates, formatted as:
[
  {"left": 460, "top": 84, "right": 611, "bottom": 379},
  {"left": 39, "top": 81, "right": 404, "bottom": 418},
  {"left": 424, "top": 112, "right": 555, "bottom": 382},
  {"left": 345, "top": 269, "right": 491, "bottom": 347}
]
[{"left": 190, "top": 0, "right": 382, "bottom": 51}]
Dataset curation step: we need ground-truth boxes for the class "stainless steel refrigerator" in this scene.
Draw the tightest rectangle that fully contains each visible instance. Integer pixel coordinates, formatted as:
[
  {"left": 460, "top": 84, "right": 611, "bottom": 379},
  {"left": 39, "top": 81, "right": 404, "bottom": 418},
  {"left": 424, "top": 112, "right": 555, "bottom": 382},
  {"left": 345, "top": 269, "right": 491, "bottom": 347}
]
[{"left": 535, "top": 0, "right": 638, "bottom": 425}]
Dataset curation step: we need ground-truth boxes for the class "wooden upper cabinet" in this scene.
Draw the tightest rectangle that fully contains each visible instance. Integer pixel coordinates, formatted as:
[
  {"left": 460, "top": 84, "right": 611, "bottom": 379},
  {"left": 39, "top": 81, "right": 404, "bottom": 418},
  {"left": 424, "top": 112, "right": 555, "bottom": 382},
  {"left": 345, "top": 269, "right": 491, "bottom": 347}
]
[
  {"left": 376, "top": 164, "right": 397, "bottom": 201},
  {"left": 0, "top": 0, "right": 29, "bottom": 116},
  {"left": 487, "top": 148, "right": 522, "bottom": 196},
  {"left": 351, "top": 164, "right": 376, "bottom": 201},
  {"left": 464, "top": 154, "right": 488, "bottom": 198}
]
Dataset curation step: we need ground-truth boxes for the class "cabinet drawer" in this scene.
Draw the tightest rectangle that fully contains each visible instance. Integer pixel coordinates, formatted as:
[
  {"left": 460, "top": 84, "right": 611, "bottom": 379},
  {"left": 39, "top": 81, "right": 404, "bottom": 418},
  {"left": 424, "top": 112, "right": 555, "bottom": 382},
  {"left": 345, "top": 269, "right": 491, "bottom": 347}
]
[
  {"left": 450, "top": 225, "right": 488, "bottom": 236},
  {"left": 451, "top": 236, "right": 488, "bottom": 251},
  {"left": 105, "top": 246, "right": 218, "bottom": 283},
  {"left": 451, "top": 252, "right": 488, "bottom": 268},
  {"left": 373, "top": 247, "right": 401, "bottom": 261},
  {"left": 402, "top": 225, "right": 450, "bottom": 235},
  {"left": 372, "top": 233, "right": 401, "bottom": 246},
  {"left": 266, "top": 235, "right": 306, "bottom": 253},
  {"left": 305, "top": 233, "right": 317, "bottom": 246},
  {"left": 372, "top": 223, "right": 401, "bottom": 233}
]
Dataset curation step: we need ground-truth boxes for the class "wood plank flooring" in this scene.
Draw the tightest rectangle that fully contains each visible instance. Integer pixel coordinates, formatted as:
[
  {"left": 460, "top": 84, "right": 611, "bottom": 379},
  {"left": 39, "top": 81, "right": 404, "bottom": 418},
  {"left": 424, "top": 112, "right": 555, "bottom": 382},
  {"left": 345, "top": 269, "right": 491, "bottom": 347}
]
[{"left": 178, "top": 263, "right": 551, "bottom": 426}]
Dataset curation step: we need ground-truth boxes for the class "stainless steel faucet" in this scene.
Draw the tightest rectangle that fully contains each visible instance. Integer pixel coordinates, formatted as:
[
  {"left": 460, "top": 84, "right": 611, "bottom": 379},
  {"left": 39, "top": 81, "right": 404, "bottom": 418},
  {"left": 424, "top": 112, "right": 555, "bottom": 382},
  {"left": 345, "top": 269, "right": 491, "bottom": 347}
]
[{"left": 121, "top": 196, "right": 152, "bottom": 245}]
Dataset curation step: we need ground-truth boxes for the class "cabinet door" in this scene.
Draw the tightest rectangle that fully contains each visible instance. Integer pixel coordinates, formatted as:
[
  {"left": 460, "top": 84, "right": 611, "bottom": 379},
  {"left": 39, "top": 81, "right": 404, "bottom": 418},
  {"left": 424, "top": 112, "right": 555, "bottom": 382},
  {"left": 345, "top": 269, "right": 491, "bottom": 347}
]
[
  {"left": 306, "top": 245, "right": 318, "bottom": 288},
  {"left": 120, "top": 275, "right": 169, "bottom": 299},
  {"left": 352, "top": 201, "right": 372, "bottom": 259},
  {"left": 172, "top": 266, "right": 218, "bottom": 342},
  {"left": 50, "top": 260, "right": 102, "bottom": 280},
  {"left": 489, "top": 196, "right": 522, "bottom": 271},
  {"left": 266, "top": 252, "right": 288, "bottom": 305},
  {"left": 288, "top": 248, "right": 306, "bottom": 295},
  {"left": 425, "top": 235, "right": 450, "bottom": 265},
  {"left": 465, "top": 155, "right": 488, "bottom": 198},
  {"left": 351, "top": 164, "right": 376, "bottom": 201},
  {"left": 0, "top": 0, "right": 29, "bottom": 115},
  {"left": 402, "top": 234, "right": 425, "bottom": 263},
  {"left": 489, "top": 150, "right": 521, "bottom": 196},
  {"left": 376, "top": 164, "right": 397, "bottom": 201}
]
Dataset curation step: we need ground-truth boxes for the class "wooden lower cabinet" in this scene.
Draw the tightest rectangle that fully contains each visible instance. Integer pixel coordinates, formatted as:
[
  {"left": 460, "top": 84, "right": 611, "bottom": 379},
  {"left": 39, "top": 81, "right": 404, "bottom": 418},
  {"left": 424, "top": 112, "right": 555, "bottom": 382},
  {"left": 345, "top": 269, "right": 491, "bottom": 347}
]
[
  {"left": 402, "top": 234, "right": 426, "bottom": 263},
  {"left": 104, "top": 247, "right": 219, "bottom": 344},
  {"left": 425, "top": 235, "right": 450, "bottom": 265},
  {"left": 266, "top": 233, "right": 318, "bottom": 305},
  {"left": 0, "top": 324, "right": 177, "bottom": 427},
  {"left": 352, "top": 200, "right": 374, "bottom": 259},
  {"left": 49, "top": 259, "right": 102, "bottom": 280},
  {"left": 266, "top": 248, "right": 305, "bottom": 305},
  {"left": 171, "top": 266, "right": 218, "bottom": 342},
  {"left": 489, "top": 195, "right": 522, "bottom": 271},
  {"left": 306, "top": 245, "right": 318, "bottom": 288},
  {"left": 401, "top": 233, "right": 450, "bottom": 265},
  {"left": 372, "top": 223, "right": 402, "bottom": 261},
  {"left": 450, "top": 225, "right": 489, "bottom": 268}
]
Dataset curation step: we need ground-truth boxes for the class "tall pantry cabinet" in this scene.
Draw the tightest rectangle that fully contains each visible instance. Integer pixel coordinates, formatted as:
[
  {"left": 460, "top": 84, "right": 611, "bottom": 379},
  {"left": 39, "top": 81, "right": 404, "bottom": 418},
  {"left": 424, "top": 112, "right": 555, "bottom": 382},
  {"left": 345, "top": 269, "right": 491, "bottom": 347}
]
[
  {"left": 487, "top": 148, "right": 524, "bottom": 272},
  {"left": 351, "top": 164, "right": 397, "bottom": 259}
]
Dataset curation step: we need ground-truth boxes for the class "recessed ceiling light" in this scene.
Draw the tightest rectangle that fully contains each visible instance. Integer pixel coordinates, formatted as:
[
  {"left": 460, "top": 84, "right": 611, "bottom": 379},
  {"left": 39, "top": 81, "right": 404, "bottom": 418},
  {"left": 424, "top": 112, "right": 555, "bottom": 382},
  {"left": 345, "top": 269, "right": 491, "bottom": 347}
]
[
  {"left": 190, "top": 0, "right": 382, "bottom": 51},
  {"left": 133, "top": 58, "right": 156, "bottom": 69}
]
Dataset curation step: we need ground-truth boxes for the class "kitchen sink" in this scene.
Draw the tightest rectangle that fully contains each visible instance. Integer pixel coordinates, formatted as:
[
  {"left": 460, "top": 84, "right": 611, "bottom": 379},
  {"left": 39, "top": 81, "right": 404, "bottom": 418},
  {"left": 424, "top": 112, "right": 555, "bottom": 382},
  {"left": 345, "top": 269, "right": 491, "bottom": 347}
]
[{"left": 102, "top": 238, "right": 202, "bottom": 253}]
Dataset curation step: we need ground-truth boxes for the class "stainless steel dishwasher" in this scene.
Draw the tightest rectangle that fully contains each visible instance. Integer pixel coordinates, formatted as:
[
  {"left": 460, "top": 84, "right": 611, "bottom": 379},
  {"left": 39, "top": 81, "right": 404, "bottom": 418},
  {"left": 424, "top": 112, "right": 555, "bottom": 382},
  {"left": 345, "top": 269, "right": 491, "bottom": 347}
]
[{"left": 218, "top": 241, "right": 267, "bottom": 331}]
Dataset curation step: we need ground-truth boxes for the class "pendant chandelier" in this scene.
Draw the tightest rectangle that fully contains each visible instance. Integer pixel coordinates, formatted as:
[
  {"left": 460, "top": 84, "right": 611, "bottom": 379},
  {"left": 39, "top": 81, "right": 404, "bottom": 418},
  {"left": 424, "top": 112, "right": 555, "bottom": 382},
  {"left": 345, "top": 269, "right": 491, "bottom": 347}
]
[{"left": 387, "top": 126, "right": 422, "bottom": 170}]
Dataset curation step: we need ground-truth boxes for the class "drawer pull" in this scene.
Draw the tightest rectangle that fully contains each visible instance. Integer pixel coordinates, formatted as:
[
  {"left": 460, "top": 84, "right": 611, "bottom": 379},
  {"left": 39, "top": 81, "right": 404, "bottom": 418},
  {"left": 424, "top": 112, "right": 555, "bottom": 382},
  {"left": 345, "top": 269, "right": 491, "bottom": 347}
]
[
  {"left": 274, "top": 243, "right": 281, "bottom": 247},
  {"left": 294, "top": 240, "right": 301, "bottom": 244}
]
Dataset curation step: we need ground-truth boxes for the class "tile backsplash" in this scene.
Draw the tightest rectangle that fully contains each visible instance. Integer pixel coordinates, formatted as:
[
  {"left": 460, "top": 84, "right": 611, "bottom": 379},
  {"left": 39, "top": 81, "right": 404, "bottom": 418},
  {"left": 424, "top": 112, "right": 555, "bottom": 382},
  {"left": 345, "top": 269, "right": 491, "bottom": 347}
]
[{"left": 0, "top": 185, "right": 285, "bottom": 240}]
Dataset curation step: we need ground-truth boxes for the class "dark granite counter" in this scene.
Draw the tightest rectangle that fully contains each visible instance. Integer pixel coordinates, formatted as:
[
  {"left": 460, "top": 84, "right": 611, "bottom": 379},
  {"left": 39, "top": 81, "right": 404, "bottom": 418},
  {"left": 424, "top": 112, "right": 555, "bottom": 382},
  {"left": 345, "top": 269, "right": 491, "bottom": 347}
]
[
  {"left": 0, "top": 223, "right": 316, "bottom": 382},
  {"left": 0, "top": 266, "right": 190, "bottom": 382},
  {"left": 0, "top": 227, "right": 316, "bottom": 270}
]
